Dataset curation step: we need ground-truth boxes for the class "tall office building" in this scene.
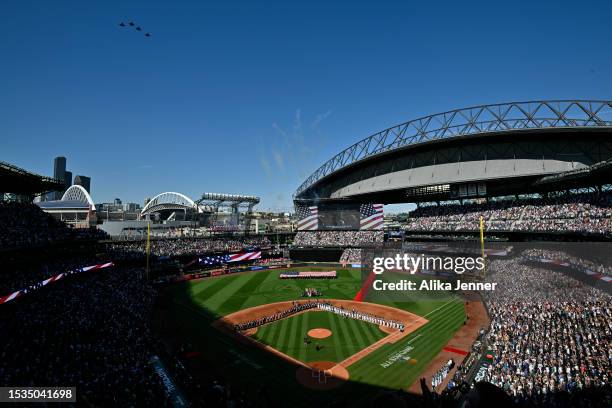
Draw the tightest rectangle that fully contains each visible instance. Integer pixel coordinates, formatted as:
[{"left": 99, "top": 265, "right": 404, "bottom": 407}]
[
  {"left": 53, "top": 156, "right": 66, "bottom": 200},
  {"left": 74, "top": 175, "right": 91, "bottom": 193},
  {"left": 64, "top": 170, "right": 72, "bottom": 191}
]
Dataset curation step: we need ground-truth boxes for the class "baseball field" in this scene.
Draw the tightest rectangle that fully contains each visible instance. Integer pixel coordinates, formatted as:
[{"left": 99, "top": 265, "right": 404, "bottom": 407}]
[
  {"left": 158, "top": 266, "right": 468, "bottom": 405},
  {"left": 254, "top": 310, "right": 389, "bottom": 363}
]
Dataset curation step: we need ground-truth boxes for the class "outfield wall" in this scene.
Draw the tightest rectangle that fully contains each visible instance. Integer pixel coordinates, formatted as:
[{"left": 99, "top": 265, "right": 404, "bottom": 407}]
[
  {"left": 289, "top": 248, "right": 343, "bottom": 262},
  {"left": 157, "top": 261, "right": 358, "bottom": 284}
]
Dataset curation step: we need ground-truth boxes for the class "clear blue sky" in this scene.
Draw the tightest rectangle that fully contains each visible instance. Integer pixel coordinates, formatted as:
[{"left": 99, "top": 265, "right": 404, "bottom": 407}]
[{"left": 2, "top": 0, "right": 611, "bottom": 212}]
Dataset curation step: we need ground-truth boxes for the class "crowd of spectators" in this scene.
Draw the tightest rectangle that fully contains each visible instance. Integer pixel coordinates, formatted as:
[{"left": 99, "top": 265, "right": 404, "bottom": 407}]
[
  {"left": 0, "top": 202, "right": 107, "bottom": 249},
  {"left": 293, "top": 230, "right": 383, "bottom": 247},
  {"left": 0, "top": 254, "right": 284, "bottom": 407},
  {"left": 0, "top": 254, "right": 105, "bottom": 299},
  {"left": 340, "top": 248, "right": 362, "bottom": 263},
  {"left": 109, "top": 236, "right": 271, "bottom": 258},
  {"left": 477, "top": 258, "right": 612, "bottom": 406},
  {"left": 0, "top": 266, "right": 172, "bottom": 406},
  {"left": 523, "top": 248, "right": 612, "bottom": 276},
  {"left": 403, "top": 193, "right": 612, "bottom": 235}
]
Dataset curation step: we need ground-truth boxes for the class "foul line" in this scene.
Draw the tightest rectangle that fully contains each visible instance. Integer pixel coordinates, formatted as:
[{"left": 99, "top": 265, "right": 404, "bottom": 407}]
[
  {"left": 423, "top": 299, "right": 461, "bottom": 318},
  {"left": 353, "top": 271, "right": 376, "bottom": 301}
]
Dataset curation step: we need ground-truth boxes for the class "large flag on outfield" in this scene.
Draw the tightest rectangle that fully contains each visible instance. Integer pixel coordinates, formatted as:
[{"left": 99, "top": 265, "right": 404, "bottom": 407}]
[
  {"left": 360, "top": 203, "right": 384, "bottom": 230},
  {"left": 199, "top": 251, "right": 261, "bottom": 265},
  {"left": 296, "top": 205, "right": 318, "bottom": 230}
]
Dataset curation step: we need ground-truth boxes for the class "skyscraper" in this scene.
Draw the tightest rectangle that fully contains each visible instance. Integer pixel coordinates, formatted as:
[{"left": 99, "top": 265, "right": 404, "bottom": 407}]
[
  {"left": 64, "top": 170, "right": 72, "bottom": 191},
  {"left": 74, "top": 175, "right": 91, "bottom": 193},
  {"left": 53, "top": 156, "right": 66, "bottom": 200}
]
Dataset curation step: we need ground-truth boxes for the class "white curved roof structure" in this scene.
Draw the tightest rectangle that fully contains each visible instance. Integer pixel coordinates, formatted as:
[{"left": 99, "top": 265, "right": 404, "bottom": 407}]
[
  {"left": 61, "top": 185, "right": 95, "bottom": 207},
  {"left": 141, "top": 192, "right": 197, "bottom": 215},
  {"left": 295, "top": 100, "right": 612, "bottom": 198}
]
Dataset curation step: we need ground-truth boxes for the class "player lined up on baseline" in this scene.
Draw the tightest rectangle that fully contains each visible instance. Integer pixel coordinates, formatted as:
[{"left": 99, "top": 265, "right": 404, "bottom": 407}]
[
  {"left": 316, "top": 303, "right": 405, "bottom": 332},
  {"left": 234, "top": 300, "right": 406, "bottom": 333},
  {"left": 234, "top": 300, "right": 321, "bottom": 331}
]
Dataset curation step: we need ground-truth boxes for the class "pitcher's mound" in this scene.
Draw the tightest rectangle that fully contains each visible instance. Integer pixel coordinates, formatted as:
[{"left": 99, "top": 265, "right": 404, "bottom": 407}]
[
  {"left": 296, "top": 361, "right": 349, "bottom": 390},
  {"left": 308, "top": 328, "right": 332, "bottom": 339}
]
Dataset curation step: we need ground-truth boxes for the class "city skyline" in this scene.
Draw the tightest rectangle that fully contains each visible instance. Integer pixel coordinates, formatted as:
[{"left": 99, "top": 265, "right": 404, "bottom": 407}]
[{"left": 46, "top": 155, "right": 91, "bottom": 202}]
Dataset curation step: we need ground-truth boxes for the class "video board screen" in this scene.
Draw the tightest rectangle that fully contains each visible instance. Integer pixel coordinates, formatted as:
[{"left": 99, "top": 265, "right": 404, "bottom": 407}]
[{"left": 317, "top": 203, "right": 360, "bottom": 230}]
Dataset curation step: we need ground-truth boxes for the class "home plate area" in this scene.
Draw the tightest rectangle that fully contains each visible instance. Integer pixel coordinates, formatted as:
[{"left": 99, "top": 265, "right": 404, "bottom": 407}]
[{"left": 296, "top": 361, "right": 350, "bottom": 390}]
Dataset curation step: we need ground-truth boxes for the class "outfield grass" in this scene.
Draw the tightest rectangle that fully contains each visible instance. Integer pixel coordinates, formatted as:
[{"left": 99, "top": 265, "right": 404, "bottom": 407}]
[
  {"left": 254, "top": 310, "right": 387, "bottom": 363},
  {"left": 162, "top": 267, "right": 466, "bottom": 404},
  {"left": 174, "top": 267, "right": 364, "bottom": 317},
  {"left": 349, "top": 298, "right": 465, "bottom": 387}
]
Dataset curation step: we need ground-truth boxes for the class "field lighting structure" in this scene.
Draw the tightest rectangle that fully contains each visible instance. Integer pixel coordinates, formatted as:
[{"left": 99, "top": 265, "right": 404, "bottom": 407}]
[{"left": 195, "top": 192, "right": 260, "bottom": 234}]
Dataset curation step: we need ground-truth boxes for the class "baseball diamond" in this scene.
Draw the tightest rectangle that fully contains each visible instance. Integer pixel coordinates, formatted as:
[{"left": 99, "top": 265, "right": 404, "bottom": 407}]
[{"left": 161, "top": 266, "right": 476, "bottom": 405}]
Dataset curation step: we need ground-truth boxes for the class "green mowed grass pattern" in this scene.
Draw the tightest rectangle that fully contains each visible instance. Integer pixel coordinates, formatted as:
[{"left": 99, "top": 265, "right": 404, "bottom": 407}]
[
  {"left": 174, "top": 268, "right": 458, "bottom": 318},
  {"left": 254, "top": 311, "right": 387, "bottom": 363},
  {"left": 175, "top": 267, "right": 365, "bottom": 317},
  {"left": 349, "top": 299, "right": 465, "bottom": 389},
  {"left": 167, "top": 268, "right": 466, "bottom": 393}
]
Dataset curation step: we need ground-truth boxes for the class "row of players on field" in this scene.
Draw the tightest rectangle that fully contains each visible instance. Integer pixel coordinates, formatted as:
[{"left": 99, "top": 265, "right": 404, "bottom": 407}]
[
  {"left": 234, "top": 300, "right": 405, "bottom": 332},
  {"left": 317, "top": 302, "right": 406, "bottom": 332}
]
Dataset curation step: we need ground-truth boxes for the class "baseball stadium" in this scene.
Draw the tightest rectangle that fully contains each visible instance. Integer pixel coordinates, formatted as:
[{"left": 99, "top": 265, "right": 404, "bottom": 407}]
[{"left": 2, "top": 99, "right": 612, "bottom": 407}]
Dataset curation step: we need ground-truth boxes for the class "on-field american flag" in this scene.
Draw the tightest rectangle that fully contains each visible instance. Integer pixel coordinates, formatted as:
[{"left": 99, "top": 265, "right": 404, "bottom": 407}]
[
  {"left": 360, "top": 203, "right": 384, "bottom": 230},
  {"left": 296, "top": 205, "right": 318, "bottom": 230},
  {"left": 199, "top": 251, "right": 261, "bottom": 265}
]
